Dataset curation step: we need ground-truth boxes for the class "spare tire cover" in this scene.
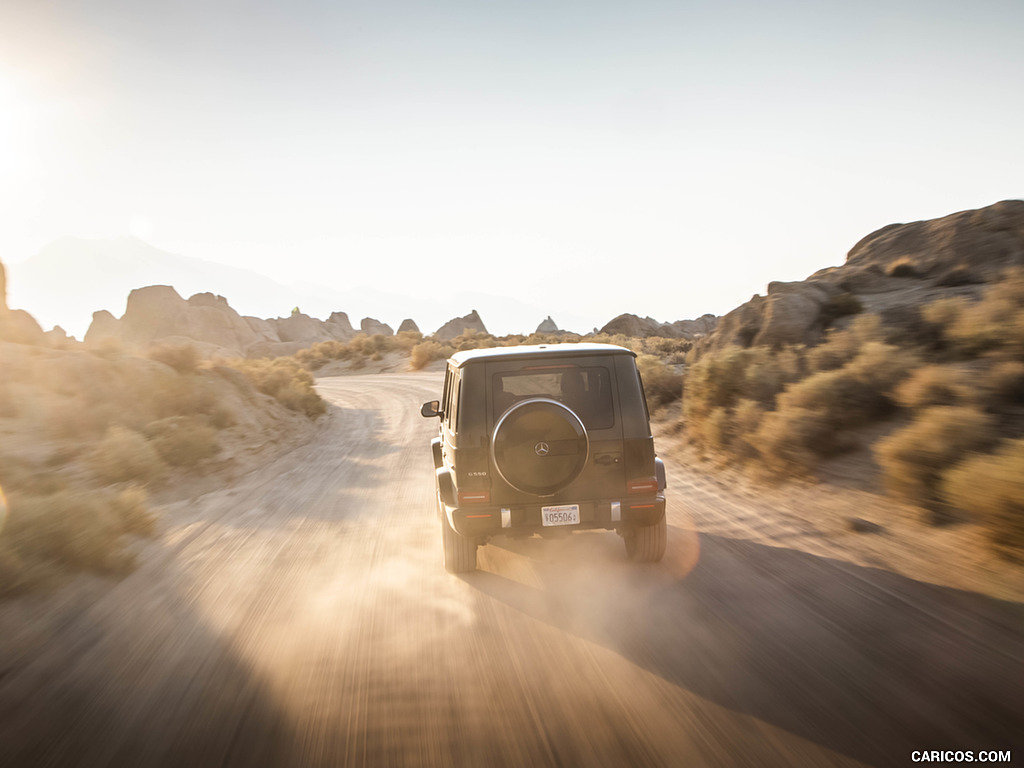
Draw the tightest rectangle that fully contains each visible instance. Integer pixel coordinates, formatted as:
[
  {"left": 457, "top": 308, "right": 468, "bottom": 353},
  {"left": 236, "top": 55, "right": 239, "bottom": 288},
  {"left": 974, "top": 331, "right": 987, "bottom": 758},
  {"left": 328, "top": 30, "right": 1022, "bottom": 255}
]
[{"left": 491, "top": 398, "right": 589, "bottom": 496}]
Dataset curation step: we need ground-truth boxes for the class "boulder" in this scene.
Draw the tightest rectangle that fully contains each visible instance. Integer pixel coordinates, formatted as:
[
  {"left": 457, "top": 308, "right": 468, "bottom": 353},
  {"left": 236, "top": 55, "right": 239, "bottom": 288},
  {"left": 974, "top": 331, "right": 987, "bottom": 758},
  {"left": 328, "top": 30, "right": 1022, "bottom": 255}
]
[
  {"left": 0, "top": 309, "right": 47, "bottom": 346},
  {"left": 325, "top": 312, "right": 356, "bottom": 340},
  {"left": 536, "top": 316, "right": 560, "bottom": 333},
  {"left": 272, "top": 312, "right": 334, "bottom": 344},
  {"left": 397, "top": 318, "right": 420, "bottom": 334},
  {"left": 435, "top": 310, "right": 487, "bottom": 341},
  {"left": 360, "top": 317, "right": 394, "bottom": 336},
  {"left": 45, "top": 325, "right": 73, "bottom": 348},
  {"left": 85, "top": 310, "right": 122, "bottom": 345}
]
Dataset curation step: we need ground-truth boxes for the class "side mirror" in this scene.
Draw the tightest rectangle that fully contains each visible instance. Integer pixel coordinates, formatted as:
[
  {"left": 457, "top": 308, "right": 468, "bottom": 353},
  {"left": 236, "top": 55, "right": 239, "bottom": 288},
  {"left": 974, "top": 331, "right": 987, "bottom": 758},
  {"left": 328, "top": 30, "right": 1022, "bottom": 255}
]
[{"left": 420, "top": 400, "right": 442, "bottom": 418}]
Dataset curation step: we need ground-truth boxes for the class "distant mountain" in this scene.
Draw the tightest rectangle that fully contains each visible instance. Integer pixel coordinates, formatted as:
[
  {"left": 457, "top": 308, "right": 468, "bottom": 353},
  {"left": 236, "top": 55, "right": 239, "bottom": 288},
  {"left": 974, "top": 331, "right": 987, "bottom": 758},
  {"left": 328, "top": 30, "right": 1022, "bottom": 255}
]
[
  {"left": 7, "top": 237, "right": 304, "bottom": 338},
  {"left": 6, "top": 237, "right": 592, "bottom": 338}
]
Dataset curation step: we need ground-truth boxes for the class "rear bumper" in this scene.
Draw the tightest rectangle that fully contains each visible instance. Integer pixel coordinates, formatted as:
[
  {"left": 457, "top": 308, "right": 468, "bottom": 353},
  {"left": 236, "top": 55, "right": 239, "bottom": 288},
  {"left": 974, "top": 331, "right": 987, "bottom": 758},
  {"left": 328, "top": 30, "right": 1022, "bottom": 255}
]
[{"left": 449, "top": 495, "right": 666, "bottom": 539}]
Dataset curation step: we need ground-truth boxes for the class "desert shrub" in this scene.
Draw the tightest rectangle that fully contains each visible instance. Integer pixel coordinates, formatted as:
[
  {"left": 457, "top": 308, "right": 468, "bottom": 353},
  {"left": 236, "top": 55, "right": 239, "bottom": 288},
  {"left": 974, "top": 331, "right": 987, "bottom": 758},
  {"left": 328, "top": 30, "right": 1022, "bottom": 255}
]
[
  {"left": 806, "top": 314, "right": 884, "bottom": 373},
  {"left": 224, "top": 358, "right": 326, "bottom": 417},
  {"left": 887, "top": 258, "right": 922, "bottom": 278},
  {"left": 395, "top": 331, "right": 423, "bottom": 352},
  {"left": 921, "top": 296, "right": 968, "bottom": 328},
  {"left": 147, "top": 343, "right": 200, "bottom": 374},
  {"left": 683, "top": 345, "right": 805, "bottom": 451},
  {"left": 875, "top": 406, "right": 996, "bottom": 513},
  {"left": 144, "top": 416, "right": 220, "bottom": 467},
  {"left": 923, "top": 271, "right": 1024, "bottom": 359},
  {"left": 90, "top": 426, "right": 167, "bottom": 485},
  {"left": 986, "top": 361, "right": 1024, "bottom": 405},
  {"left": 636, "top": 354, "right": 682, "bottom": 408},
  {"left": 753, "top": 406, "right": 838, "bottom": 476},
  {"left": 943, "top": 439, "right": 1024, "bottom": 559},
  {"left": 894, "top": 365, "right": 970, "bottom": 409},
  {"left": 732, "top": 399, "right": 765, "bottom": 459},
  {"left": 410, "top": 341, "right": 456, "bottom": 370},
  {"left": 2, "top": 486, "right": 156, "bottom": 579}
]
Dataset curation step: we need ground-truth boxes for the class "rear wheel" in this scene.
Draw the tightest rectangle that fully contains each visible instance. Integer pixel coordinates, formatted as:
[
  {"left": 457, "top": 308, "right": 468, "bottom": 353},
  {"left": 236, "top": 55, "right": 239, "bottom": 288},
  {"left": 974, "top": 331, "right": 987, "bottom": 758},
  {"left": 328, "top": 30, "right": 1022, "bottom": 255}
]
[
  {"left": 624, "top": 516, "right": 666, "bottom": 563},
  {"left": 440, "top": 493, "right": 477, "bottom": 573}
]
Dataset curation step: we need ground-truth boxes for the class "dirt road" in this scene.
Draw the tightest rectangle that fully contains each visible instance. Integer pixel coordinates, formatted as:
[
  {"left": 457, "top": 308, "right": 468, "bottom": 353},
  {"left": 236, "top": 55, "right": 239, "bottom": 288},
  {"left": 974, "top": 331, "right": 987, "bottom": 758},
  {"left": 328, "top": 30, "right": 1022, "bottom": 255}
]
[{"left": 1, "top": 373, "right": 1020, "bottom": 767}]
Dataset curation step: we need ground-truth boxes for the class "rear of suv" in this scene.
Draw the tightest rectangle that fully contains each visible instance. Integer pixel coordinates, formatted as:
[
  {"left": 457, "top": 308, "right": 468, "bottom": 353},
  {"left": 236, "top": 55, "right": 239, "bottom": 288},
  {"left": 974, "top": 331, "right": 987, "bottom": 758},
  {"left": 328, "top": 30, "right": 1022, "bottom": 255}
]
[{"left": 420, "top": 343, "right": 667, "bottom": 573}]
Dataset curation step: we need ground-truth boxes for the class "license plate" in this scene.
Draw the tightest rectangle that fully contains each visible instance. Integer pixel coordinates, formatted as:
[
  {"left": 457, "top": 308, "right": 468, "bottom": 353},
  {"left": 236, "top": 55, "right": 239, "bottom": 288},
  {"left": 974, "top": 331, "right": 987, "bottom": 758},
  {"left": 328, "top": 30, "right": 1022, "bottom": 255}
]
[{"left": 541, "top": 504, "right": 580, "bottom": 527}]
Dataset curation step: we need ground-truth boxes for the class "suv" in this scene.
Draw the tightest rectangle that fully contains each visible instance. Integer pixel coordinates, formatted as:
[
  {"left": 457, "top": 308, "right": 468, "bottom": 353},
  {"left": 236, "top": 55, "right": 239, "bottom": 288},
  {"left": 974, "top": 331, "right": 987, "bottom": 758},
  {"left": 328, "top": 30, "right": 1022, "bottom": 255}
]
[{"left": 421, "top": 343, "right": 667, "bottom": 573}]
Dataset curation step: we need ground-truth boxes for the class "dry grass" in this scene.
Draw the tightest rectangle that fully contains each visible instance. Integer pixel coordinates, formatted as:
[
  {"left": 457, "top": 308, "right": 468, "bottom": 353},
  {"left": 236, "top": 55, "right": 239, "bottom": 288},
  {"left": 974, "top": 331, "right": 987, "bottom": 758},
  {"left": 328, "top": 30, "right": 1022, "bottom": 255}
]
[
  {"left": 943, "top": 439, "right": 1024, "bottom": 559},
  {"left": 221, "top": 357, "right": 326, "bottom": 417},
  {"left": 875, "top": 406, "right": 996, "bottom": 518}
]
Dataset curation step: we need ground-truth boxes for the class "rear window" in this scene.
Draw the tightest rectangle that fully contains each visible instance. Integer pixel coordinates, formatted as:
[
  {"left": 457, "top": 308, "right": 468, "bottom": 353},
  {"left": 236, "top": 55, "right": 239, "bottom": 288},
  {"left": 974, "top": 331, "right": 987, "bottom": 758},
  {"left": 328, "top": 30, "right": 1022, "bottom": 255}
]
[{"left": 493, "top": 366, "right": 614, "bottom": 430}]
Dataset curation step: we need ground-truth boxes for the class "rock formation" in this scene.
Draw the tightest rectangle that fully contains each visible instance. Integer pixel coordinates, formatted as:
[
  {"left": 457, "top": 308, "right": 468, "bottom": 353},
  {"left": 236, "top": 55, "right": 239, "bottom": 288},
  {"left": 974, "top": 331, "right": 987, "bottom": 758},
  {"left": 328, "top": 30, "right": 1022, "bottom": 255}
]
[
  {"left": 360, "top": 317, "right": 394, "bottom": 336},
  {"left": 397, "top": 318, "right": 420, "bottom": 334},
  {"left": 536, "top": 316, "right": 560, "bottom": 333},
  {"left": 699, "top": 199, "right": 1024, "bottom": 354},
  {"left": 434, "top": 310, "right": 488, "bottom": 341},
  {"left": 325, "top": 312, "right": 356, "bottom": 340},
  {"left": 599, "top": 314, "right": 682, "bottom": 338},
  {"left": 0, "top": 258, "right": 47, "bottom": 346}
]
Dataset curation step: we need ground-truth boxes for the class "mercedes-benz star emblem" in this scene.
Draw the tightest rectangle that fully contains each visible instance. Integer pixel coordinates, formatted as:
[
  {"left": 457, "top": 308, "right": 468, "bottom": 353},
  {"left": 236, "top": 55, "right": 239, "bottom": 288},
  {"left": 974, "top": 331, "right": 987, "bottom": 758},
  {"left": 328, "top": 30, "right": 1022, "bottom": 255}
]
[{"left": 534, "top": 442, "right": 550, "bottom": 456}]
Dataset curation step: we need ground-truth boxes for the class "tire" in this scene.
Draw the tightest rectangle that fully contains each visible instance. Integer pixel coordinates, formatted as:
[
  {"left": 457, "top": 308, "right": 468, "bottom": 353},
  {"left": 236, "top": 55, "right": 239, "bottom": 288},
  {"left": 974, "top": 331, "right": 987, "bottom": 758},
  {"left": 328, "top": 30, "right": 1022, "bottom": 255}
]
[
  {"left": 440, "top": 494, "right": 477, "bottom": 573},
  {"left": 491, "top": 398, "right": 589, "bottom": 496},
  {"left": 624, "top": 516, "right": 666, "bottom": 563}
]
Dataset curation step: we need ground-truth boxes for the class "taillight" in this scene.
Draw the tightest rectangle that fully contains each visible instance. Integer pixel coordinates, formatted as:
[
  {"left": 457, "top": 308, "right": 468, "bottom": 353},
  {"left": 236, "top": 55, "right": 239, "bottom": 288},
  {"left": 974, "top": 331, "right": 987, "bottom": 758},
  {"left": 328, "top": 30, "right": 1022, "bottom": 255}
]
[
  {"left": 627, "top": 479, "right": 658, "bottom": 495},
  {"left": 458, "top": 490, "right": 490, "bottom": 504}
]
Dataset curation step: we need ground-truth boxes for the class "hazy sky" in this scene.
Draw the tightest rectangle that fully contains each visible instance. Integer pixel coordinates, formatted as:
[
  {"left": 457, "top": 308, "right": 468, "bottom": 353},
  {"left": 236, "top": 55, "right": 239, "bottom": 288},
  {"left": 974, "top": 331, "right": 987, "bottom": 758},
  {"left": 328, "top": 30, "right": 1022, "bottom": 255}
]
[{"left": 1, "top": 0, "right": 1022, "bottom": 333}]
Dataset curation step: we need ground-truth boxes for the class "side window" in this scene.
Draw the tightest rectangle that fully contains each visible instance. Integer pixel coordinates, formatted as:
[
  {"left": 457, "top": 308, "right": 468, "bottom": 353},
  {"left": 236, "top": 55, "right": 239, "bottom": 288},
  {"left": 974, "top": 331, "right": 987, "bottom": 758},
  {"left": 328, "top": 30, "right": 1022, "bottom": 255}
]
[
  {"left": 444, "top": 369, "right": 460, "bottom": 430},
  {"left": 441, "top": 366, "right": 452, "bottom": 421},
  {"left": 450, "top": 376, "right": 462, "bottom": 432}
]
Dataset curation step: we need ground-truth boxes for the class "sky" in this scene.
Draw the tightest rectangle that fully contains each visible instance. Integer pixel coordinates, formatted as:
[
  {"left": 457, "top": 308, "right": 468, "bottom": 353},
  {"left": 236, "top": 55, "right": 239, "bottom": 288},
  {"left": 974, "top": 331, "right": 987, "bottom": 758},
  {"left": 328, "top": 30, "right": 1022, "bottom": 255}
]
[{"left": 1, "top": 0, "right": 1022, "bottom": 334}]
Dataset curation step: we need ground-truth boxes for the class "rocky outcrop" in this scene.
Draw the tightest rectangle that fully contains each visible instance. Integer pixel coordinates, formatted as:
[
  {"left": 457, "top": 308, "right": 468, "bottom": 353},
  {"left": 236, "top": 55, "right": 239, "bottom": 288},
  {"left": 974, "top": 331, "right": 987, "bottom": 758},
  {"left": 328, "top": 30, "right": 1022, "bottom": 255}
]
[
  {"left": 846, "top": 199, "right": 1024, "bottom": 279},
  {"left": 397, "top": 318, "right": 420, "bottom": 334},
  {"left": 325, "top": 312, "right": 356, "bottom": 340},
  {"left": 360, "top": 317, "right": 393, "bottom": 336},
  {"left": 536, "top": 316, "right": 560, "bottom": 333},
  {"left": 84, "top": 310, "right": 122, "bottom": 345},
  {"left": 599, "top": 314, "right": 681, "bottom": 338},
  {"left": 0, "top": 309, "right": 47, "bottom": 346},
  {"left": 699, "top": 199, "right": 1024, "bottom": 355},
  {"left": 434, "top": 310, "right": 487, "bottom": 341},
  {"left": 83, "top": 286, "right": 261, "bottom": 355},
  {"left": 243, "top": 316, "right": 281, "bottom": 343},
  {"left": 669, "top": 314, "right": 718, "bottom": 340},
  {"left": 272, "top": 312, "right": 334, "bottom": 344},
  {"left": 0, "top": 258, "right": 47, "bottom": 346}
]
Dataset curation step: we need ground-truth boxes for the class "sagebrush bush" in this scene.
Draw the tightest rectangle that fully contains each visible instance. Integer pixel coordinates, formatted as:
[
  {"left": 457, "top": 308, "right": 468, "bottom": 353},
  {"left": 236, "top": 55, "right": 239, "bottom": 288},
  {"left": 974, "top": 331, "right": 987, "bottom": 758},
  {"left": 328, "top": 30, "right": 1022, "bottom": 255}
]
[
  {"left": 224, "top": 358, "right": 326, "bottom": 417},
  {"left": 753, "top": 406, "right": 838, "bottom": 476},
  {"left": 875, "top": 406, "right": 996, "bottom": 513},
  {"left": 987, "top": 361, "right": 1024, "bottom": 405},
  {"left": 636, "top": 355, "right": 682, "bottom": 408},
  {"left": 410, "top": 340, "right": 456, "bottom": 370},
  {"left": 145, "top": 416, "right": 220, "bottom": 467},
  {"left": 90, "top": 426, "right": 168, "bottom": 485},
  {"left": 894, "top": 365, "right": 970, "bottom": 409},
  {"left": 943, "top": 439, "right": 1024, "bottom": 558},
  {"left": 1, "top": 485, "right": 156, "bottom": 584},
  {"left": 147, "top": 342, "right": 200, "bottom": 374},
  {"left": 805, "top": 314, "right": 883, "bottom": 373}
]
